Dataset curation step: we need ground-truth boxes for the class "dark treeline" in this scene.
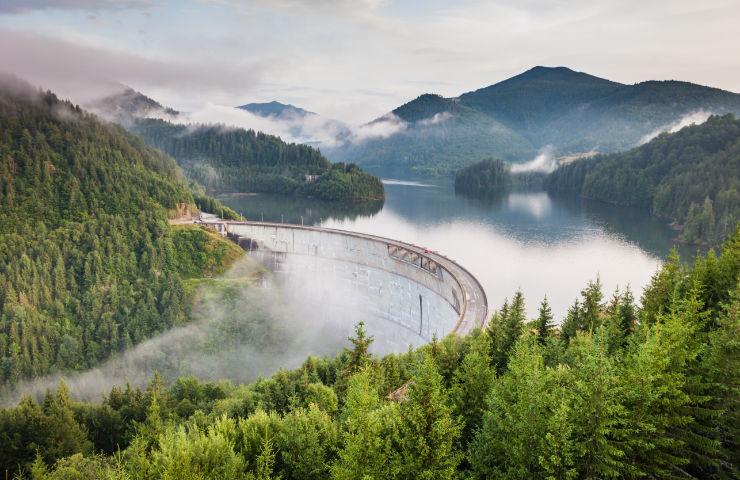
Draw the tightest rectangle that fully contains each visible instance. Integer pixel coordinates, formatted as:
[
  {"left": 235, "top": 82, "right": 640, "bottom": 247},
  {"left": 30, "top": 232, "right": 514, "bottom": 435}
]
[
  {"left": 454, "top": 158, "right": 546, "bottom": 194},
  {"left": 0, "top": 79, "right": 243, "bottom": 389},
  {"left": 131, "top": 119, "right": 385, "bottom": 202},
  {"left": 4, "top": 225, "right": 738, "bottom": 479},
  {"left": 546, "top": 114, "right": 740, "bottom": 246}
]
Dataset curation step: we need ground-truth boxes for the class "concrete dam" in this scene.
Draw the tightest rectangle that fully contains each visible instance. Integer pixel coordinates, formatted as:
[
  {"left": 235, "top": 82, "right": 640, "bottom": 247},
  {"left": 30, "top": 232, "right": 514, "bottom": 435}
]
[{"left": 203, "top": 220, "right": 489, "bottom": 353}]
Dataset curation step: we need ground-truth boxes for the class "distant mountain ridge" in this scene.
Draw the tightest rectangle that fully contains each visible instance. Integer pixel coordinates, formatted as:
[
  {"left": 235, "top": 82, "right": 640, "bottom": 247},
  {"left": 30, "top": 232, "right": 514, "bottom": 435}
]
[
  {"left": 87, "top": 67, "right": 740, "bottom": 177},
  {"left": 326, "top": 66, "right": 740, "bottom": 175},
  {"left": 237, "top": 101, "right": 315, "bottom": 118}
]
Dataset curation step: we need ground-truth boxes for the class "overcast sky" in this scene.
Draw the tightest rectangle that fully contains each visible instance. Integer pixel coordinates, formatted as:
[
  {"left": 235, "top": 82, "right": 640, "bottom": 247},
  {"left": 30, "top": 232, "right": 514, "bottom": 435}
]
[{"left": 1, "top": 0, "right": 739, "bottom": 124}]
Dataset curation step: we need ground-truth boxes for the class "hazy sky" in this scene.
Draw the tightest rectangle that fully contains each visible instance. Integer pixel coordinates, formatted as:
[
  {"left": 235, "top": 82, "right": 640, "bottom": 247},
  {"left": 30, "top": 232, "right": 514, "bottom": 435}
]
[{"left": 1, "top": 0, "right": 739, "bottom": 123}]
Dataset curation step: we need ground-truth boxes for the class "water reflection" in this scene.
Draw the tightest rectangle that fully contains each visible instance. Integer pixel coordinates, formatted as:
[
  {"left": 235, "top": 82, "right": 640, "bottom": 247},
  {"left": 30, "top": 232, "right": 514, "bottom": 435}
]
[
  {"left": 219, "top": 178, "right": 696, "bottom": 320},
  {"left": 507, "top": 192, "right": 553, "bottom": 219},
  {"left": 217, "top": 193, "right": 384, "bottom": 225}
]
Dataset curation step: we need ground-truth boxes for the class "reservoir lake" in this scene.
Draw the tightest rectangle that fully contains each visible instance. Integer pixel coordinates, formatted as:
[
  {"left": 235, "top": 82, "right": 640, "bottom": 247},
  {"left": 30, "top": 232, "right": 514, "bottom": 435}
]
[{"left": 219, "top": 177, "right": 698, "bottom": 322}]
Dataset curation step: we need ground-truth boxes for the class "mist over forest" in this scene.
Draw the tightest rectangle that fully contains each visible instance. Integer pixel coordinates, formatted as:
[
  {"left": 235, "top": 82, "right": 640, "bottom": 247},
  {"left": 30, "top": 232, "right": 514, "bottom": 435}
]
[{"left": 1, "top": 0, "right": 740, "bottom": 477}]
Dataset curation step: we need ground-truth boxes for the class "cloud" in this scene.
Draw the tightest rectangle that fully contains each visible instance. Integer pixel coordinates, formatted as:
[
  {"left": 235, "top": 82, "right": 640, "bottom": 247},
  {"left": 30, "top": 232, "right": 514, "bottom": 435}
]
[
  {"left": 135, "top": 101, "right": 405, "bottom": 148},
  {"left": 639, "top": 110, "right": 713, "bottom": 144},
  {"left": 510, "top": 146, "right": 557, "bottom": 174},
  {"left": 0, "top": 29, "right": 269, "bottom": 105},
  {"left": 0, "top": 0, "right": 157, "bottom": 14},
  {"left": 349, "top": 113, "right": 407, "bottom": 142},
  {"left": 216, "top": 0, "right": 388, "bottom": 19},
  {"left": 417, "top": 111, "right": 452, "bottom": 127},
  {"left": 169, "top": 103, "right": 347, "bottom": 147},
  {"left": 0, "top": 249, "right": 406, "bottom": 406}
]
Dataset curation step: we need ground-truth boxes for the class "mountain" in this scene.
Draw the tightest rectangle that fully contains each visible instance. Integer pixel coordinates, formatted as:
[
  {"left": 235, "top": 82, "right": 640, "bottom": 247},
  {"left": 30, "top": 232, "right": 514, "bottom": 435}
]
[
  {"left": 86, "top": 85, "right": 179, "bottom": 124},
  {"left": 325, "top": 94, "right": 535, "bottom": 176},
  {"left": 0, "top": 76, "right": 245, "bottom": 388},
  {"left": 458, "top": 66, "right": 622, "bottom": 131},
  {"left": 236, "top": 101, "right": 354, "bottom": 148},
  {"left": 327, "top": 67, "right": 740, "bottom": 175},
  {"left": 237, "top": 100, "right": 314, "bottom": 118},
  {"left": 545, "top": 114, "right": 740, "bottom": 246}
]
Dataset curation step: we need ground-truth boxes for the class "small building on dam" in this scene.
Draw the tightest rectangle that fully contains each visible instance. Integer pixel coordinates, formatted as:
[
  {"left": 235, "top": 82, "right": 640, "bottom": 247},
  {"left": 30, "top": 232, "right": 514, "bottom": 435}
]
[{"left": 202, "top": 220, "right": 489, "bottom": 354}]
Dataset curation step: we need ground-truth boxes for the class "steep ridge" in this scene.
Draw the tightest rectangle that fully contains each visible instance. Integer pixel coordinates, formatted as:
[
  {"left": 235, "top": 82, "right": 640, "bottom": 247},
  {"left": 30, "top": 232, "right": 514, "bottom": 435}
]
[
  {"left": 0, "top": 77, "right": 241, "bottom": 387},
  {"left": 545, "top": 114, "right": 740, "bottom": 246}
]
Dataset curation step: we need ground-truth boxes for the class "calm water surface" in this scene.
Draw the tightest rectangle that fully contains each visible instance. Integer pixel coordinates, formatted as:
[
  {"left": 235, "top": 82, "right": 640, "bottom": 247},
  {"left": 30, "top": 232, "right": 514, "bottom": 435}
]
[{"left": 219, "top": 177, "right": 696, "bottom": 321}]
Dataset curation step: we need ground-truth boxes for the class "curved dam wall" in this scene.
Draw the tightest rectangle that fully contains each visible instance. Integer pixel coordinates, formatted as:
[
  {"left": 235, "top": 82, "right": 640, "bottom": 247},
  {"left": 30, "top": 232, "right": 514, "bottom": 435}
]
[{"left": 205, "top": 221, "right": 488, "bottom": 353}]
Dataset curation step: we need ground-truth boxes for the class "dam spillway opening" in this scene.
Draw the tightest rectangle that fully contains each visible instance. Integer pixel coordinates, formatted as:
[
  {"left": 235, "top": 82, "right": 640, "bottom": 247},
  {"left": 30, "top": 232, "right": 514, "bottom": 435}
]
[{"left": 217, "top": 221, "right": 488, "bottom": 355}]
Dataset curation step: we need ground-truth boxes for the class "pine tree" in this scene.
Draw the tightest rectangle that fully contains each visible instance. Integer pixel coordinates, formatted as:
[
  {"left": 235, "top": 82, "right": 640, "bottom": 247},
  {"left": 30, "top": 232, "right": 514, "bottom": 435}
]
[
  {"left": 580, "top": 277, "right": 604, "bottom": 332},
  {"left": 568, "top": 331, "right": 626, "bottom": 478},
  {"left": 451, "top": 334, "right": 496, "bottom": 447},
  {"left": 279, "top": 405, "right": 339, "bottom": 480},
  {"left": 536, "top": 296, "right": 554, "bottom": 346},
  {"left": 344, "top": 321, "right": 374, "bottom": 375},
  {"left": 538, "top": 365, "right": 578, "bottom": 480},
  {"left": 702, "top": 282, "right": 740, "bottom": 477},
  {"left": 560, "top": 299, "right": 582, "bottom": 346},
  {"left": 397, "top": 355, "right": 461, "bottom": 480},
  {"left": 489, "top": 292, "right": 526, "bottom": 373},
  {"left": 41, "top": 380, "right": 93, "bottom": 465},
  {"left": 617, "top": 286, "right": 637, "bottom": 342},
  {"left": 620, "top": 291, "right": 705, "bottom": 478},
  {"left": 468, "top": 336, "right": 550, "bottom": 479},
  {"left": 331, "top": 371, "right": 400, "bottom": 480}
]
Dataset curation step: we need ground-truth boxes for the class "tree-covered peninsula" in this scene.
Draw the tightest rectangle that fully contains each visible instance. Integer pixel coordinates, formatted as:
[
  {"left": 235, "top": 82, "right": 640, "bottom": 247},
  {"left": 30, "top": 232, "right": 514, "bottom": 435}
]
[
  {"left": 454, "top": 158, "right": 545, "bottom": 193},
  {"left": 131, "top": 118, "right": 385, "bottom": 203},
  {"left": 2, "top": 225, "right": 738, "bottom": 479},
  {"left": 546, "top": 114, "right": 740, "bottom": 246},
  {"left": 0, "top": 78, "right": 243, "bottom": 388}
]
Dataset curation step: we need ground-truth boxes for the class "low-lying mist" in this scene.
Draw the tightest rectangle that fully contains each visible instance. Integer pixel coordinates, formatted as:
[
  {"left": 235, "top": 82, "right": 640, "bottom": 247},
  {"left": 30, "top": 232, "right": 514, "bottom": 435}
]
[
  {"left": 510, "top": 147, "right": 558, "bottom": 174},
  {"left": 1, "top": 253, "right": 379, "bottom": 406},
  {"left": 139, "top": 102, "right": 406, "bottom": 149},
  {"left": 639, "top": 110, "right": 712, "bottom": 144}
]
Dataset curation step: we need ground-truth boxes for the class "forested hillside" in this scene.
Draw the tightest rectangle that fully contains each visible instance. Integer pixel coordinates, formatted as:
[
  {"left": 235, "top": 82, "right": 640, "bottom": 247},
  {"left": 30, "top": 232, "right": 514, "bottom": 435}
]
[
  {"left": 454, "top": 158, "right": 546, "bottom": 193},
  {"left": 546, "top": 114, "right": 740, "bottom": 246},
  {"left": 327, "top": 94, "right": 535, "bottom": 175},
  {"left": 3, "top": 224, "right": 738, "bottom": 479},
  {"left": 0, "top": 78, "right": 243, "bottom": 389},
  {"left": 328, "top": 66, "right": 740, "bottom": 175},
  {"left": 131, "top": 118, "right": 385, "bottom": 202}
]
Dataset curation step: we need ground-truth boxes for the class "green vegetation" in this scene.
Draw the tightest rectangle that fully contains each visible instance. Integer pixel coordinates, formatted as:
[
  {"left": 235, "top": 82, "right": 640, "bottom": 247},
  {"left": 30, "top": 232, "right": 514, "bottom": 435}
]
[
  {"left": 131, "top": 118, "right": 385, "bottom": 202},
  {"left": 3, "top": 224, "right": 738, "bottom": 479},
  {"left": 546, "top": 114, "right": 740, "bottom": 246},
  {"left": 329, "top": 66, "right": 740, "bottom": 176},
  {"left": 171, "top": 225, "right": 244, "bottom": 279},
  {"left": 455, "top": 158, "right": 512, "bottom": 191},
  {"left": 330, "top": 95, "right": 535, "bottom": 176},
  {"left": 454, "top": 158, "right": 545, "bottom": 193},
  {"left": 0, "top": 79, "right": 243, "bottom": 389}
]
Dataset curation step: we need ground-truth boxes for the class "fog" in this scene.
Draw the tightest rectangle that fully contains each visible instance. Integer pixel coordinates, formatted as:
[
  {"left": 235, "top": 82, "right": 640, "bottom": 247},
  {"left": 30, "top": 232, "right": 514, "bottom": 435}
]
[
  {"left": 0, "top": 253, "right": 374, "bottom": 406},
  {"left": 639, "top": 110, "right": 713, "bottom": 144},
  {"left": 510, "top": 147, "right": 558, "bottom": 174},
  {"left": 117, "top": 99, "right": 409, "bottom": 150}
]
